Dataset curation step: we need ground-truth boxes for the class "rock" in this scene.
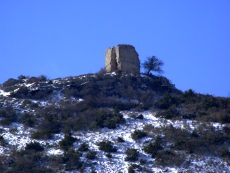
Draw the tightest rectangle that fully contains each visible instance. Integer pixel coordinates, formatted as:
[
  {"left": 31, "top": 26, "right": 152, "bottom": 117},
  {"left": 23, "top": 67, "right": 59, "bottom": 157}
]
[{"left": 105, "top": 44, "right": 140, "bottom": 75}]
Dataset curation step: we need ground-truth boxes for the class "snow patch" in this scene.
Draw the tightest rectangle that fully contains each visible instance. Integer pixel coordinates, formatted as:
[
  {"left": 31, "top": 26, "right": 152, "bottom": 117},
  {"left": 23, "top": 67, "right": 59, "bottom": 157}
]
[{"left": 0, "top": 89, "right": 10, "bottom": 96}]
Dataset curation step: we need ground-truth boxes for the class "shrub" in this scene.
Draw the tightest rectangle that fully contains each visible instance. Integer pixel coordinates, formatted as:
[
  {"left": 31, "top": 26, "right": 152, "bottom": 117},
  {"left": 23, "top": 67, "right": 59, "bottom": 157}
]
[
  {"left": 10, "top": 86, "right": 29, "bottom": 98},
  {"left": 78, "top": 142, "right": 89, "bottom": 152},
  {"left": 19, "top": 113, "right": 36, "bottom": 127},
  {"left": 125, "top": 148, "right": 139, "bottom": 162},
  {"left": 117, "top": 137, "right": 125, "bottom": 143},
  {"left": 155, "top": 93, "right": 179, "bottom": 109},
  {"left": 31, "top": 110, "right": 61, "bottom": 139},
  {"left": 86, "top": 151, "right": 97, "bottom": 160},
  {"left": 157, "top": 106, "right": 179, "bottom": 119},
  {"left": 26, "top": 75, "right": 47, "bottom": 83},
  {"left": 155, "top": 150, "right": 184, "bottom": 166},
  {"left": 0, "top": 136, "right": 7, "bottom": 146},
  {"left": 183, "top": 89, "right": 196, "bottom": 100},
  {"left": 219, "top": 148, "right": 230, "bottom": 159},
  {"left": 63, "top": 149, "right": 83, "bottom": 171},
  {"left": 25, "top": 142, "right": 44, "bottom": 152},
  {"left": 131, "top": 130, "right": 147, "bottom": 140},
  {"left": 31, "top": 131, "right": 53, "bottom": 140},
  {"left": 2, "top": 78, "right": 19, "bottom": 88},
  {"left": 128, "top": 164, "right": 142, "bottom": 173},
  {"left": 106, "top": 153, "right": 112, "bottom": 158},
  {"left": 136, "top": 114, "right": 144, "bottom": 119},
  {"left": 2, "top": 151, "right": 53, "bottom": 173},
  {"left": 18, "top": 75, "right": 27, "bottom": 80},
  {"left": 100, "top": 110, "right": 125, "bottom": 129},
  {"left": 0, "top": 107, "right": 18, "bottom": 126},
  {"left": 98, "top": 141, "right": 117, "bottom": 153},
  {"left": 59, "top": 133, "right": 76, "bottom": 151},
  {"left": 143, "top": 137, "right": 163, "bottom": 158}
]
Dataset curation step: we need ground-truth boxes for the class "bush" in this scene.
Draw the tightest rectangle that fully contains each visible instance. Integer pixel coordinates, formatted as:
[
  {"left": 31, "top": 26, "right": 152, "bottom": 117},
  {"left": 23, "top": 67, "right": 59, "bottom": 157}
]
[
  {"left": 131, "top": 130, "right": 147, "bottom": 140},
  {"left": 19, "top": 113, "right": 36, "bottom": 127},
  {"left": 98, "top": 141, "right": 117, "bottom": 153},
  {"left": 136, "top": 114, "right": 144, "bottom": 119},
  {"left": 10, "top": 86, "right": 29, "bottom": 98},
  {"left": 96, "top": 110, "right": 125, "bottom": 129},
  {"left": 0, "top": 107, "right": 18, "bottom": 126},
  {"left": 117, "top": 137, "right": 125, "bottom": 143},
  {"left": 155, "top": 93, "right": 179, "bottom": 109},
  {"left": 157, "top": 106, "right": 179, "bottom": 119},
  {"left": 125, "top": 148, "right": 139, "bottom": 162},
  {"left": 155, "top": 150, "right": 184, "bottom": 166},
  {"left": 86, "top": 151, "right": 97, "bottom": 160},
  {"left": 128, "top": 164, "right": 142, "bottom": 173},
  {"left": 143, "top": 137, "right": 163, "bottom": 158},
  {"left": 0, "top": 136, "right": 7, "bottom": 146},
  {"left": 31, "top": 131, "right": 53, "bottom": 140},
  {"left": 219, "top": 148, "right": 230, "bottom": 159},
  {"left": 31, "top": 109, "right": 61, "bottom": 139},
  {"left": 18, "top": 75, "right": 27, "bottom": 80},
  {"left": 63, "top": 149, "right": 83, "bottom": 171},
  {"left": 59, "top": 133, "right": 76, "bottom": 151},
  {"left": 106, "top": 153, "right": 112, "bottom": 158},
  {"left": 2, "top": 78, "right": 19, "bottom": 88},
  {"left": 2, "top": 151, "right": 53, "bottom": 173},
  {"left": 25, "top": 142, "right": 44, "bottom": 152},
  {"left": 78, "top": 142, "right": 89, "bottom": 152}
]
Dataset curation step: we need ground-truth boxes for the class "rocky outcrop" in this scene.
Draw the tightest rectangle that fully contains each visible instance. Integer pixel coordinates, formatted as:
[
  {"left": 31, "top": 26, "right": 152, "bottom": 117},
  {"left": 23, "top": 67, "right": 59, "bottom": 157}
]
[{"left": 105, "top": 44, "right": 140, "bottom": 75}]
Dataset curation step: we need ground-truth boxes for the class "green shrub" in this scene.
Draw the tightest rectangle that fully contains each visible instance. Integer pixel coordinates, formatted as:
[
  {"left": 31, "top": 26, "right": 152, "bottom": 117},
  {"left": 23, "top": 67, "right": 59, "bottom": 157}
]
[
  {"left": 131, "top": 130, "right": 147, "bottom": 140},
  {"left": 143, "top": 137, "right": 163, "bottom": 158},
  {"left": 2, "top": 78, "right": 19, "bottom": 88},
  {"left": 219, "top": 148, "right": 230, "bottom": 159},
  {"left": 78, "top": 142, "right": 89, "bottom": 152},
  {"left": 125, "top": 148, "right": 139, "bottom": 162},
  {"left": 117, "top": 137, "right": 125, "bottom": 142},
  {"left": 128, "top": 164, "right": 142, "bottom": 173},
  {"left": 0, "top": 107, "right": 18, "bottom": 126},
  {"left": 63, "top": 149, "right": 83, "bottom": 171},
  {"left": 155, "top": 150, "right": 184, "bottom": 166},
  {"left": 0, "top": 136, "right": 7, "bottom": 146},
  {"left": 59, "top": 133, "right": 76, "bottom": 151},
  {"left": 4, "top": 151, "right": 53, "bottom": 173},
  {"left": 25, "top": 142, "right": 44, "bottom": 152},
  {"left": 136, "top": 114, "right": 144, "bottom": 119},
  {"left": 157, "top": 106, "right": 179, "bottom": 119},
  {"left": 106, "top": 153, "right": 112, "bottom": 158},
  {"left": 155, "top": 93, "right": 179, "bottom": 109},
  {"left": 86, "top": 151, "right": 97, "bottom": 160},
  {"left": 19, "top": 113, "right": 36, "bottom": 127},
  {"left": 31, "top": 131, "right": 53, "bottom": 140},
  {"left": 98, "top": 141, "right": 117, "bottom": 153},
  {"left": 10, "top": 86, "right": 29, "bottom": 98}
]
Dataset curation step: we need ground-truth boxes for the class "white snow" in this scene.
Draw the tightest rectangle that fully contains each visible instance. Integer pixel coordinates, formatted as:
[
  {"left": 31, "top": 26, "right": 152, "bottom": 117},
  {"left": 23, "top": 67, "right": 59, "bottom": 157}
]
[
  {"left": 0, "top": 111, "right": 229, "bottom": 172},
  {"left": 0, "top": 89, "right": 10, "bottom": 96},
  {"left": 47, "top": 148, "right": 64, "bottom": 155}
]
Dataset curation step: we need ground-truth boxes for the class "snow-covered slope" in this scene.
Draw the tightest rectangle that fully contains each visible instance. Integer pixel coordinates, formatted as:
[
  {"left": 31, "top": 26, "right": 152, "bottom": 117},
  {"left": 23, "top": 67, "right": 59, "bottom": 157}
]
[
  {"left": 0, "top": 74, "right": 229, "bottom": 172},
  {"left": 0, "top": 111, "right": 229, "bottom": 172}
]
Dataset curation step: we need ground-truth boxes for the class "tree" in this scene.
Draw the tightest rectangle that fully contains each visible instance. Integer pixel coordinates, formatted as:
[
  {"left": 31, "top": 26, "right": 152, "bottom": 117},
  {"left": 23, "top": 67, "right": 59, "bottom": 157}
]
[{"left": 142, "top": 56, "right": 164, "bottom": 75}]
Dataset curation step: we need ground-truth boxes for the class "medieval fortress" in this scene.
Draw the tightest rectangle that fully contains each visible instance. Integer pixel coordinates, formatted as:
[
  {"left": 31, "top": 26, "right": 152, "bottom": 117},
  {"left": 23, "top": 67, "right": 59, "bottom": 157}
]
[{"left": 105, "top": 44, "right": 140, "bottom": 75}]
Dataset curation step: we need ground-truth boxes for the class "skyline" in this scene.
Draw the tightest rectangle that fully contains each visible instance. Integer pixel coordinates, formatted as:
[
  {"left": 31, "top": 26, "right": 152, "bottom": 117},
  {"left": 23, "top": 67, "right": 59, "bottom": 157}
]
[{"left": 0, "top": 1, "right": 230, "bottom": 97}]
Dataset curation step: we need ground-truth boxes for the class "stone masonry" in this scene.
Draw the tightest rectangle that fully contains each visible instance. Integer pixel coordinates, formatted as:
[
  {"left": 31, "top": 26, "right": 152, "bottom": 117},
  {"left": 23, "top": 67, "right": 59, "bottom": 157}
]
[{"left": 105, "top": 44, "right": 140, "bottom": 75}]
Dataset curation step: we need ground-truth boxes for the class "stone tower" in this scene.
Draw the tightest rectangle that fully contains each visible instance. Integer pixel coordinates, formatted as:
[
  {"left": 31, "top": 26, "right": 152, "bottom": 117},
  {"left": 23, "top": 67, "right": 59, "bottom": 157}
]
[{"left": 105, "top": 44, "right": 140, "bottom": 75}]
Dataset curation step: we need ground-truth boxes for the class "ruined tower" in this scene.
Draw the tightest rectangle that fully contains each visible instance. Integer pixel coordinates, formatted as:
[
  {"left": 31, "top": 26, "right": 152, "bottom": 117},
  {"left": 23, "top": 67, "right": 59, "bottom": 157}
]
[{"left": 105, "top": 44, "right": 140, "bottom": 75}]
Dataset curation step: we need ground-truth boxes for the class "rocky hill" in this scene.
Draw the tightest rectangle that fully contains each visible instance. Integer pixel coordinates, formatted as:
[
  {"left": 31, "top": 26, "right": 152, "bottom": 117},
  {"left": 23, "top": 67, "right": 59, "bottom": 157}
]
[{"left": 0, "top": 73, "right": 229, "bottom": 173}]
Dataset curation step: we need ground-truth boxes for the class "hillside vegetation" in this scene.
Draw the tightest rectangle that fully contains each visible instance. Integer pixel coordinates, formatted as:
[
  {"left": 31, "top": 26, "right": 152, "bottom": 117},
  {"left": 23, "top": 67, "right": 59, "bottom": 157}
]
[{"left": 0, "top": 73, "right": 229, "bottom": 172}]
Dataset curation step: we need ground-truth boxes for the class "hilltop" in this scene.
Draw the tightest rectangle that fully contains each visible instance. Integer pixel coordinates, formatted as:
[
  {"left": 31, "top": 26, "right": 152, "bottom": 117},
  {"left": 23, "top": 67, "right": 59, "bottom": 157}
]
[{"left": 0, "top": 73, "right": 229, "bottom": 173}]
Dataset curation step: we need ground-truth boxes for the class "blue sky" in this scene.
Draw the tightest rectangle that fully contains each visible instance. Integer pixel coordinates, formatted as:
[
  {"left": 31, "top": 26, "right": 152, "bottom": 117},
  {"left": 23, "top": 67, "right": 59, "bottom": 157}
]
[{"left": 0, "top": 1, "right": 230, "bottom": 97}]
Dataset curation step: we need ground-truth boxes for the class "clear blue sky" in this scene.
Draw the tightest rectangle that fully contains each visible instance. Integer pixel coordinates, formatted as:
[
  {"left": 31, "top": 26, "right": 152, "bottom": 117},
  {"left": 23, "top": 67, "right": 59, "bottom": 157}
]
[{"left": 1, "top": 1, "right": 230, "bottom": 97}]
